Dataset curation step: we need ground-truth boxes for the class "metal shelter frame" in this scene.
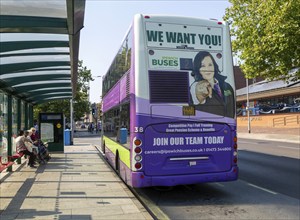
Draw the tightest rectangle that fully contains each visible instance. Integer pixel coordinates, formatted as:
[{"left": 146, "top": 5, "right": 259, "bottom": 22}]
[{"left": 0, "top": 0, "right": 86, "bottom": 169}]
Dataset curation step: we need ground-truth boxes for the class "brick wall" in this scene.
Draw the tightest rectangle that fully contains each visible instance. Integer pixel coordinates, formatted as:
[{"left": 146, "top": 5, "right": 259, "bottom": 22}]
[{"left": 237, "top": 113, "right": 300, "bottom": 128}]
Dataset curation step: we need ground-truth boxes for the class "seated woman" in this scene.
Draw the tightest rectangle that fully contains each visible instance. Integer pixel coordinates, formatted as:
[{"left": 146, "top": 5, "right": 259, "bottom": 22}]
[
  {"left": 26, "top": 130, "right": 39, "bottom": 156},
  {"left": 28, "top": 127, "right": 50, "bottom": 163},
  {"left": 29, "top": 127, "right": 39, "bottom": 145}
]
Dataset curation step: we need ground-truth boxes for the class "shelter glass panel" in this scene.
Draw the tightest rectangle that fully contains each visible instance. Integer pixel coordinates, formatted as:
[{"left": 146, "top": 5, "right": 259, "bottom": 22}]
[
  {"left": 11, "top": 97, "right": 18, "bottom": 154},
  {"left": 21, "top": 101, "right": 25, "bottom": 130},
  {"left": 0, "top": 91, "right": 9, "bottom": 163}
]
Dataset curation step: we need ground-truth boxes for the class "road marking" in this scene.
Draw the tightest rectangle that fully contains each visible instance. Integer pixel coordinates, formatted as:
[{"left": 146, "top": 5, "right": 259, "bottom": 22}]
[
  {"left": 238, "top": 141, "right": 254, "bottom": 144},
  {"left": 276, "top": 145, "right": 299, "bottom": 150},
  {"left": 248, "top": 183, "right": 277, "bottom": 195},
  {"left": 214, "top": 183, "right": 224, "bottom": 187},
  {"left": 238, "top": 141, "right": 299, "bottom": 150}
]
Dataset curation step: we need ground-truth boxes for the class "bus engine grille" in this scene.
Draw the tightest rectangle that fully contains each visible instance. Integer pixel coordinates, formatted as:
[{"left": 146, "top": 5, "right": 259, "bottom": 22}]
[{"left": 149, "top": 70, "right": 189, "bottom": 103}]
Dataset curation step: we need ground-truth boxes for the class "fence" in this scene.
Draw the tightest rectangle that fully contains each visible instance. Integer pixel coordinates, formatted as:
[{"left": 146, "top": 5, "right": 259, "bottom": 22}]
[
  {"left": 273, "top": 115, "right": 300, "bottom": 127},
  {"left": 237, "top": 113, "right": 300, "bottom": 128}
]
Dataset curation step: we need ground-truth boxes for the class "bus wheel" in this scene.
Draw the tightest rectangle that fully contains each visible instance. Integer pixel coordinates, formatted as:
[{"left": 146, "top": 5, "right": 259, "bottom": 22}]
[
  {"left": 102, "top": 141, "right": 106, "bottom": 154},
  {"left": 115, "top": 151, "right": 120, "bottom": 175}
]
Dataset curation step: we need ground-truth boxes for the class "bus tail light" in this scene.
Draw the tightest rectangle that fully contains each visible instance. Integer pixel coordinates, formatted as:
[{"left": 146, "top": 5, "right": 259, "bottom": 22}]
[
  {"left": 233, "top": 136, "right": 238, "bottom": 149},
  {"left": 135, "top": 162, "right": 142, "bottom": 169},
  {"left": 135, "top": 147, "right": 142, "bottom": 154},
  {"left": 132, "top": 137, "right": 143, "bottom": 171},
  {"left": 233, "top": 136, "right": 238, "bottom": 164},
  {"left": 135, "top": 155, "right": 142, "bottom": 162},
  {"left": 134, "top": 139, "right": 142, "bottom": 146},
  {"left": 233, "top": 136, "right": 238, "bottom": 143},
  {"left": 233, "top": 143, "right": 238, "bottom": 150}
]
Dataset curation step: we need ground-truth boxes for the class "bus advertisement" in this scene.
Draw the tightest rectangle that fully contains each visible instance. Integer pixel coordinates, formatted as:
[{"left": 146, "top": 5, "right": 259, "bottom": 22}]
[{"left": 101, "top": 14, "right": 238, "bottom": 188}]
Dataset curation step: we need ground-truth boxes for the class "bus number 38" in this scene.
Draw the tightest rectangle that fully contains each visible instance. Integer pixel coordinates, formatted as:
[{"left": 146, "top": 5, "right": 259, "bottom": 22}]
[{"left": 134, "top": 127, "right": 144, "bottom": 133}]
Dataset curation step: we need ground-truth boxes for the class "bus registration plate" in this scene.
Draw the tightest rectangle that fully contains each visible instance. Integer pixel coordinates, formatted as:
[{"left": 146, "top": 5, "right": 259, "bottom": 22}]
[{"left": 182, "top": 106, "right": 195, "bottom": 116}]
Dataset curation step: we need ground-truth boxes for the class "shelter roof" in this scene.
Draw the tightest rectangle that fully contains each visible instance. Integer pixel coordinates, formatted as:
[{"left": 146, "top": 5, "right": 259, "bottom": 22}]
[{"left": 0, "top": 0, "right": 85, "bottom": 104}]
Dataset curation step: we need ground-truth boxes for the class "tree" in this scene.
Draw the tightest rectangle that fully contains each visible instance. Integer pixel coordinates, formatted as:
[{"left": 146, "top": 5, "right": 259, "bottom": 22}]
[
  {"left": 224, "top": 0, "right": 300, "bottom": 81},
  {"left": 34, "top": 60, "right": 93, "bottom": 121}
]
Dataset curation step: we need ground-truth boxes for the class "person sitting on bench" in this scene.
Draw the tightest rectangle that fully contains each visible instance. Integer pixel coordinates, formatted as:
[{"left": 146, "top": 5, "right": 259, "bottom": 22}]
[{"left": 16, "top": 130, "right": 37, "bottom": 168}]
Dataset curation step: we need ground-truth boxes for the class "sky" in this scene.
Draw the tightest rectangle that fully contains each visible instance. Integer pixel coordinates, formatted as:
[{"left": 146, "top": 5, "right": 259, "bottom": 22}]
[{"left": 79, "top": 0, "right": 231, "bottom": 103}]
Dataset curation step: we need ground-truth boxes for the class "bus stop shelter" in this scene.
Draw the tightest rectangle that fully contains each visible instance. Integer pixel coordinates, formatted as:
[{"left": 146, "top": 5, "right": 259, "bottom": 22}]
[{"left": 0, "top": 1, "right": 86, "bottom": 165}]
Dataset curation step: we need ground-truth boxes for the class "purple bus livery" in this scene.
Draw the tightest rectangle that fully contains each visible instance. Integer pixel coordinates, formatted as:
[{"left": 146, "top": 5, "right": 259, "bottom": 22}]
[{"left": 101, "top": 14, "right": 238, "bottom": 188}]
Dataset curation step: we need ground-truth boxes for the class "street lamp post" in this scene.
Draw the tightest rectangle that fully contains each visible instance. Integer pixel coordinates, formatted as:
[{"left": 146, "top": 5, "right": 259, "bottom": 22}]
[
  {"left": 87, "top": 81, "right": 90, "bottom": 123},
  {"left": 246, "top": 78, "right": 251, "bottom": 133},
  {"left": 87, "top": 81, "right": 90, "bottom": 102}
]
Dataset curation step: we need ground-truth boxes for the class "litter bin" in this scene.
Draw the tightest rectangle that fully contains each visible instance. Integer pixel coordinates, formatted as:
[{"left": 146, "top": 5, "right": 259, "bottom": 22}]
[
  {"left": 119, "top": 128, "right": 127, "bottom": 144},
  {"left": 64, "top": 129, "right": 71, "bottom": 145}
]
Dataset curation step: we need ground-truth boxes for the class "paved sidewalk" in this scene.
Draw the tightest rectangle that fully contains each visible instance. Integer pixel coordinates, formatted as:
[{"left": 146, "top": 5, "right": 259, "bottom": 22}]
[
  {"left": 237, "top": 126, "right": 299, "bottom": 144},
  {"left": 238, "top": 132, "right": 299, "bottom": 144},
  {"left": 0, "top": 142, "right": 153, "bottom": 220},
  {"left": 73, "top": 130, "right": 100, "bottom": 138}
]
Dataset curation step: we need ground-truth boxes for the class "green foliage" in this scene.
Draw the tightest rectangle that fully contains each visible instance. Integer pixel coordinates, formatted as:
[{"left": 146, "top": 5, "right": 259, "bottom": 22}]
[
  {"left": 224, "top": 0, "right": 300, "bottom": 80},
  {"left": 34, "top": 100, "right": 71, "bottom": 119},
  {"left": 33, "top": 60, "right": 93, "bottom": 121}
]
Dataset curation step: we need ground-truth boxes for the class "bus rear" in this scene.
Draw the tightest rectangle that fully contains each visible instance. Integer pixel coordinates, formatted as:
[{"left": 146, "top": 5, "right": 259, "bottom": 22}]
[{"left": 130, "top": 14, "right": 238, "bottom": 187}]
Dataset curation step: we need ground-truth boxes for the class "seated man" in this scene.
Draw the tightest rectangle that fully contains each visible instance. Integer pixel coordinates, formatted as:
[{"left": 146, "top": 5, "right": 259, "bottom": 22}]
[{"left": 16, "top": 130, "right": 37, "bottom": 168}]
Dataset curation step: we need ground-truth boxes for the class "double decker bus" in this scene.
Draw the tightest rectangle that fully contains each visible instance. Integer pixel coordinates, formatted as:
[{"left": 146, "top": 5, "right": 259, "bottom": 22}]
[{"left": 101, "top": 14, "right": 238, "bottom": 188}]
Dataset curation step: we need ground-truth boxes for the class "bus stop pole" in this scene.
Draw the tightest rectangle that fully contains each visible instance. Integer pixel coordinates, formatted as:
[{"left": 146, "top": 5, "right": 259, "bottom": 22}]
[{"left": 70, "top": 99, "right": 74, "bottom": 145}]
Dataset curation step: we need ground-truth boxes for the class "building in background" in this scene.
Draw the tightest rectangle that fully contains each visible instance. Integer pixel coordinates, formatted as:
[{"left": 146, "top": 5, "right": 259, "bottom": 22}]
[
  {"left": 234, "top": 67, "right": 299, "bottom": 130},
  {"left": 234, "top": 67, "right": 300, "bottom": 116}
]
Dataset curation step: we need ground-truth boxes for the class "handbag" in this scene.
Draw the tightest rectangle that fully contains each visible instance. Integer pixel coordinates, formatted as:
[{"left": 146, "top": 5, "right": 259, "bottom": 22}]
[{"left": 24, "top": 142, "right": 33, "bottom": 153}]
